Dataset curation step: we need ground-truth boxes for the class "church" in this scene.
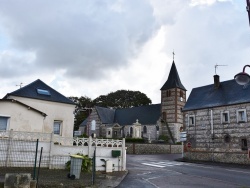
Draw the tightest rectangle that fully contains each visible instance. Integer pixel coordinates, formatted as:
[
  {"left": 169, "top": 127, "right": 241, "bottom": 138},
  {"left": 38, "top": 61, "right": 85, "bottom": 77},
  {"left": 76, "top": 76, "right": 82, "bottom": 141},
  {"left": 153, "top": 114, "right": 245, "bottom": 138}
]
[{"left": 79, "top": 60, "right": 186, "bottom": 143}]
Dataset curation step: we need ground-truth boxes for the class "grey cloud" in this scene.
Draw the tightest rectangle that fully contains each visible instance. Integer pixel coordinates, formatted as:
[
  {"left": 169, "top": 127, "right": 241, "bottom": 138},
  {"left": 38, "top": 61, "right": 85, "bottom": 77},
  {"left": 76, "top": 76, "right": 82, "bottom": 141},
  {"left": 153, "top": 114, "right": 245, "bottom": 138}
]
[{"left": 0, "top": 0, "right": 159, "bottom": 79}]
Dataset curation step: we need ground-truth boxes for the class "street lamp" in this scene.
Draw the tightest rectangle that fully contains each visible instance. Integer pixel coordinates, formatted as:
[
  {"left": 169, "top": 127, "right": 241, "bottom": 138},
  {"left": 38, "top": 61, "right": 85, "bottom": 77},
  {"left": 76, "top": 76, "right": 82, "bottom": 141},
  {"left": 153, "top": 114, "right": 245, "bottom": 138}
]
[
  {"left": 247, "top": 0, "right": 250, "bottom": 26},
  {"left": 234, "top": 65, "right": 250, "bottom": 85}
]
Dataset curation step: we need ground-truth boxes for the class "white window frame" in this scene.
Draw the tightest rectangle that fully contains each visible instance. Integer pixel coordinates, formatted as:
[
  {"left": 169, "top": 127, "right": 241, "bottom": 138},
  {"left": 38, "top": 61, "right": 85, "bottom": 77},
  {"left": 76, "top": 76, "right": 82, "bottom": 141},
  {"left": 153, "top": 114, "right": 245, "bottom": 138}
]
[
  {"left": 0, "top": 115, "right": 10, "bottom": 131},
  {"left": 237, "top": 109, "right": 247, "bottom": 123},
  {"left": 188, "top": 115, "right": 195, "bottom": 126},
  {"left": 53, "top": 120, "right": 62, "bottom": 135},
  {"left": 221, "top": 111, "right": 230, "bottom": 124},
  {"left": 91, "top": 120, "right": 96, "bottom": 131}
]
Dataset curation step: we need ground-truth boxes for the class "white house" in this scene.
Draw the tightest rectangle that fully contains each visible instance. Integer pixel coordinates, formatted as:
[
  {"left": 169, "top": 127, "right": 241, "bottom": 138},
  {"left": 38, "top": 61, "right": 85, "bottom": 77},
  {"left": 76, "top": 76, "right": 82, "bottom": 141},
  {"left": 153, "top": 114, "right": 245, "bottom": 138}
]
[{"left": 2, "top": 79, "right": 76, "bottom": 138}]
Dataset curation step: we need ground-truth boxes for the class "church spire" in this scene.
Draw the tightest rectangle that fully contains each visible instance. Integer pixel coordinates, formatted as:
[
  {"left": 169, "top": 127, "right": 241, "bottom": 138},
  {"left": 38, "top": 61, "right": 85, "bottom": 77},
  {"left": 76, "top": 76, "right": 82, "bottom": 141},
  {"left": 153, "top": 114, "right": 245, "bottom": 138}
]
[{"left": 160, "top": 60, "right": 186, "bottom": 91}]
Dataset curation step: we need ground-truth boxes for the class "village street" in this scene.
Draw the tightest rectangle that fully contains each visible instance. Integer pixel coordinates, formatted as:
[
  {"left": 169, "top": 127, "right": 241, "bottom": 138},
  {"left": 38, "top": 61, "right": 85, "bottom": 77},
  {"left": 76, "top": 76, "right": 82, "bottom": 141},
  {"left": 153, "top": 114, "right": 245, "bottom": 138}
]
[{"left": 117, "top": 154, "right": 250, "bottom": 188}]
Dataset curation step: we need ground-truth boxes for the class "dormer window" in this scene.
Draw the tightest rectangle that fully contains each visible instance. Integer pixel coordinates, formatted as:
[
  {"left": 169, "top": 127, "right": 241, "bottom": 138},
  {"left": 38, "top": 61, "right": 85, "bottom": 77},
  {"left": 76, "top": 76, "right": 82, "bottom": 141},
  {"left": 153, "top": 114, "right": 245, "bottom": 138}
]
[{"left": 37, "top": 89, "right": 51, "bottom": 96}]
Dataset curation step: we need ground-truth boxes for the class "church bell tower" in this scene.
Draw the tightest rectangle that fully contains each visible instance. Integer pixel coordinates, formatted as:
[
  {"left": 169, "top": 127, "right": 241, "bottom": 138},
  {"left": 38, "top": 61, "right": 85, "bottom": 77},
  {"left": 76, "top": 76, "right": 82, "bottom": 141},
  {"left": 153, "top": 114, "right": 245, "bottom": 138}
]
[{"left": 160, "top": 54, "right": 186, "bottom": 142}]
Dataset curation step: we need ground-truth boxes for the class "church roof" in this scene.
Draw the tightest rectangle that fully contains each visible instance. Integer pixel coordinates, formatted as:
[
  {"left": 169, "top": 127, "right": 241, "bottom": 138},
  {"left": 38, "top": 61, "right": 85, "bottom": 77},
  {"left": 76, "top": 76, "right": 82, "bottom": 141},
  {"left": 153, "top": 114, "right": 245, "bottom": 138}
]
[
  {"left": 115, "top": 104, "right": 161, "bottom": 125},
  {"left": 81, "top": 104, "right": 161, "bottom": 126},
  {"left": 4, "top": 79, "right": 75, "bottom": 105},
  {"left": 96, "top": 106, "right": 115, "bottom": 124},
  {"left": 160, "top": 61, "right": 186, "bottom": 91},
  {"left": 183, "top": 79, "right": 250, "bottom": 111}
]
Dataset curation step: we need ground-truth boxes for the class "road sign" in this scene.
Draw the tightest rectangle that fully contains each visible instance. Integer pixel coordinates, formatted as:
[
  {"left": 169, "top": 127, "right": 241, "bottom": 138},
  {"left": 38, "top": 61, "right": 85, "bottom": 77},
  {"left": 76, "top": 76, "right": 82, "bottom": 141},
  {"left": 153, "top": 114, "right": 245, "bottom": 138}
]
[
  {"left": 187, "top": 142, "right": 192, "bottom": 148},
  {"left": 180, "top": 132, "right": 187, "bottom": 142}
]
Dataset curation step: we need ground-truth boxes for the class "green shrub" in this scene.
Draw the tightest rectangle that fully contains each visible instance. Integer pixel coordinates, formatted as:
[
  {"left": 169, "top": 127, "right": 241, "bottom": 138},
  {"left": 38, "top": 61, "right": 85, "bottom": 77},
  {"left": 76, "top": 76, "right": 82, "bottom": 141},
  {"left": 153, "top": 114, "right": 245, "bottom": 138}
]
[
  {"left": 65, "top": 153, "right": 92, "bottom": 172},
  {"left": 125, "top": 138, "right": 145, "bottom": 143},
  {"left": 158, "top": 135, "right": 169, "bottom": 142}
]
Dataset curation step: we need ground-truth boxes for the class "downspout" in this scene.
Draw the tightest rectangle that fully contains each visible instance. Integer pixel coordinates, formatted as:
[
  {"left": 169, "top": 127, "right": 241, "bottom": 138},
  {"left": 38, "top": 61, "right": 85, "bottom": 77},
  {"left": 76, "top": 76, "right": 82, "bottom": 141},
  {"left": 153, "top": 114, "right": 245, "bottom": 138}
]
[
  {"left": 210, "top": 109, "right": 214, "bottom": 135},
  {"left": 210, "top": 109, "right": 214, "bottom": 161}
]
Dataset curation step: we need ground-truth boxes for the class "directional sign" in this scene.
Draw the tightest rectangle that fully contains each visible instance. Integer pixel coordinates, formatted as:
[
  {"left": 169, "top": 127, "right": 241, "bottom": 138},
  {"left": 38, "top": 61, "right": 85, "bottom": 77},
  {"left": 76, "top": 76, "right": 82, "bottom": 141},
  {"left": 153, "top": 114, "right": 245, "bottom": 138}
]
[{"left": 180, "top": 132, "right": 187, "bottom": 142}]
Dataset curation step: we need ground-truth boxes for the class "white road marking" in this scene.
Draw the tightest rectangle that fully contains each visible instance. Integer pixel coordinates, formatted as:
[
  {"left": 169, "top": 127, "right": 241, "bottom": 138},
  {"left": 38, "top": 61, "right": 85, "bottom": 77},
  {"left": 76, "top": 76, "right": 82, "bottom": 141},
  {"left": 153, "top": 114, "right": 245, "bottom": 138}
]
[
  {"left": 225, "top": 169, "right": 250, "bottom": 174},
  {"left": 142, "top": 163, "right": 166, "bottom": 168},
  {"left": 141, "top": 161, "right": 184, "bottom": 168}
]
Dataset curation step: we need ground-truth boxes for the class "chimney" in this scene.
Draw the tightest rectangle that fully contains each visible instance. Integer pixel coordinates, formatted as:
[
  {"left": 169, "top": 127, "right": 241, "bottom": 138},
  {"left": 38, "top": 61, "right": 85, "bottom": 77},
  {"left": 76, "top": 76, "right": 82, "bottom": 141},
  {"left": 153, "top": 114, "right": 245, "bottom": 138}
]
[{"left": 214, "top": 75, "right": 220, "bottom": 89}]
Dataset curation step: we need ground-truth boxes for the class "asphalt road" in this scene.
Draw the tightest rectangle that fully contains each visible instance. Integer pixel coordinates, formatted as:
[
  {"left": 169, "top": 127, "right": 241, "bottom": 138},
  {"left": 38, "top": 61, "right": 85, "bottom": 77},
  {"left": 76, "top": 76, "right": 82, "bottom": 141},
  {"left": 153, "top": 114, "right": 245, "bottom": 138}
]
[{"left": 117, "top": 154, "right": 250, "bottom": 188}]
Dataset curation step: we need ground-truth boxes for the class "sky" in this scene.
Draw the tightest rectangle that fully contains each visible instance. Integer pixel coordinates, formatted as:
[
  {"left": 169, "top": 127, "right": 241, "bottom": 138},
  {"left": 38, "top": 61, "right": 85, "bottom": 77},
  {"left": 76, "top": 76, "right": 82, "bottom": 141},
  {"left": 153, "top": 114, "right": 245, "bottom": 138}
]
[{"left": 0, "top": 0, "right": 249, "bottom": 104}]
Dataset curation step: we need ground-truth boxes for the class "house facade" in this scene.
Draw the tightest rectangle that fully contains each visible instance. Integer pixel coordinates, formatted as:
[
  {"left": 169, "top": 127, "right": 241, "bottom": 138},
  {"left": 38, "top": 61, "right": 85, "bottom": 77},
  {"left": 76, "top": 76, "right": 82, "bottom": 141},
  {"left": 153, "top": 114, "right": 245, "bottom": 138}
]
[
  {"left": 183, "top": 75, "right": 250, "bottom": 164},
  {"left": 2, "top": 79, "right": 76, "bottom": 138},
  {"left": 80, "top": 61, "right": 187, "bottom": 142}
]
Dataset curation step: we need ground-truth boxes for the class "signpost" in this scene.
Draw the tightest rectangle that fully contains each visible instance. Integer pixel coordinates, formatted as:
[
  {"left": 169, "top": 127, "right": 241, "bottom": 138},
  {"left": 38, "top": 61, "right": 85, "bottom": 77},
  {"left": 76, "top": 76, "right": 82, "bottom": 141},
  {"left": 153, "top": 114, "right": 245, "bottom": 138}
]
[{"left": 180, "top": 132, "right": 187, "bottom": 158}]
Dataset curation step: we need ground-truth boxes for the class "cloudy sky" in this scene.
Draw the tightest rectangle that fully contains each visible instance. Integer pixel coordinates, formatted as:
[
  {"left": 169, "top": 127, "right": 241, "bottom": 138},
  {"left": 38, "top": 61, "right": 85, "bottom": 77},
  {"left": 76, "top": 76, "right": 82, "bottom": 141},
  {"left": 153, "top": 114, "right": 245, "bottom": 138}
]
[{"left": 0, "top": 0, "right": 249, "bottom": 104}]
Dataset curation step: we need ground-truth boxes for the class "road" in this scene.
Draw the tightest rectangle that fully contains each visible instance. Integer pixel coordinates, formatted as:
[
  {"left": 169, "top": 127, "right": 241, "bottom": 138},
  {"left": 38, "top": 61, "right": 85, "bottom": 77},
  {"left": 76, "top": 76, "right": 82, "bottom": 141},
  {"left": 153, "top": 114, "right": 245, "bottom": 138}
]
[{"left": 117, "top": 154, "right": 250, "bottom": 188}]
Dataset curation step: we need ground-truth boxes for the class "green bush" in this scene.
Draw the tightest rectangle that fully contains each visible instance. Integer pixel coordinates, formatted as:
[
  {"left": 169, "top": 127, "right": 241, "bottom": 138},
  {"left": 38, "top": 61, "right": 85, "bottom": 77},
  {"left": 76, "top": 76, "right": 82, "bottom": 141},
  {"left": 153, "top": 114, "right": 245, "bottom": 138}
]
[
  {"left": 125, "top": 138, "right": 145, "bottom": 143},
  {"left": 65, "top": 153, "right": 92, "bottom": 172},
  {"left": 158, "top": 135, "right": 169, "bottom": 142}
]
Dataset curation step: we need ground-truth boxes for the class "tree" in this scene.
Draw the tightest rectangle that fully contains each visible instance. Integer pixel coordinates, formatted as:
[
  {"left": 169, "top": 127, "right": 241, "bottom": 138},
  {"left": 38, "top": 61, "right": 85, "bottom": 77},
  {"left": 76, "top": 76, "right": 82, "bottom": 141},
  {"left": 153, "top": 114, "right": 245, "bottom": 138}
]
[
  {"left": 93, "top": 90, "right": 152, "bottom": 108},
  {"left": 69, "top": 96, "right": 93, "bottom": 131},
  {"left": 70, "top": 90, "right": 152, "bottom": 131}
]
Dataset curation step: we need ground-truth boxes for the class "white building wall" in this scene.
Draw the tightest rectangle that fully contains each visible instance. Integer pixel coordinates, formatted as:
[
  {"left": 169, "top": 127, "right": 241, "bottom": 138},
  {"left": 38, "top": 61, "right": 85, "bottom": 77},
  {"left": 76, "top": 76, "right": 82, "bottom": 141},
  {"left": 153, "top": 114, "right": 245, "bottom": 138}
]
[
  {"left": 7, "top": 96, "right": 75, "bottom": 138},
  {"left": 0, "top": 101, "right": 44, "bottom": 132}
]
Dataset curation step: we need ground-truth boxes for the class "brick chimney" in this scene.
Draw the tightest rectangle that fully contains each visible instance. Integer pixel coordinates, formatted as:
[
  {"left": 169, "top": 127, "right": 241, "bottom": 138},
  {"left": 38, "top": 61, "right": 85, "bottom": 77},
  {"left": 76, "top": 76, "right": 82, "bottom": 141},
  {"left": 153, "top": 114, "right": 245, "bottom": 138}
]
[{"left": 214, "top": 75, "right": 220, "bottom": 89}]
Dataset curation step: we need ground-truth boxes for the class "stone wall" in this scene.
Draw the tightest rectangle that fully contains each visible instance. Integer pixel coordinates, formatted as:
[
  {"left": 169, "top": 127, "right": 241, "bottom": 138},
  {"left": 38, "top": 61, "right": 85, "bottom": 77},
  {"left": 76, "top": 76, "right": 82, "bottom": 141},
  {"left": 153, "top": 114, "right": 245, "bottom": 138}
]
[
  {"left": 184, "top": 103, "right": 250, "bottom": 164},
  {"left": 185, "top": 150, "right": 250, "bottom": 164},
  {"left": 126, "top": 143, "right": 182, "bottom": 154}
]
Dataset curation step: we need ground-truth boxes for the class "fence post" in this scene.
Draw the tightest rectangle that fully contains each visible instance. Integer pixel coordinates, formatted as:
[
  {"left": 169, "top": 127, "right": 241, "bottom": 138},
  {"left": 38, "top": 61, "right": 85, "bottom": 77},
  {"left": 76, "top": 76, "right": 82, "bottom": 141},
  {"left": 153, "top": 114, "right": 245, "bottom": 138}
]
[
  {"left": 88, "top": 136, "right": 92, "bottom": 158},
  {"left": 122, "top": 138, "right": 126, "bottom": 171},
  {"left": 49, "top": 132, "right": 54, "bottom": 169}
]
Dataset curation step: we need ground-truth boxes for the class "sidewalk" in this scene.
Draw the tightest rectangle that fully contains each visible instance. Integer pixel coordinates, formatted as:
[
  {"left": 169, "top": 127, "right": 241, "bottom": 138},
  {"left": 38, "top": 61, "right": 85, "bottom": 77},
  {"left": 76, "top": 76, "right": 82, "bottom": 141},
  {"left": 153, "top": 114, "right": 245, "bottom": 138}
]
[{"left": 0, "top": 167, "right": 128, "bottom": 188}]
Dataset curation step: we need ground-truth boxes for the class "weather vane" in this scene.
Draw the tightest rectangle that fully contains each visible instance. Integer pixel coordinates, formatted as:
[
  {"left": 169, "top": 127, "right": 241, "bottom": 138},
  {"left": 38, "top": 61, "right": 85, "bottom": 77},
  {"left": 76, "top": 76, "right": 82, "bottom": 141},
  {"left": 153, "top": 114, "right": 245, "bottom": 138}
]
[
  {"left": 173, "top": 50, "right": 175, "bottom": 61},
  {"left": 215, "top": 64, "right": 227, "bottom": 75}
]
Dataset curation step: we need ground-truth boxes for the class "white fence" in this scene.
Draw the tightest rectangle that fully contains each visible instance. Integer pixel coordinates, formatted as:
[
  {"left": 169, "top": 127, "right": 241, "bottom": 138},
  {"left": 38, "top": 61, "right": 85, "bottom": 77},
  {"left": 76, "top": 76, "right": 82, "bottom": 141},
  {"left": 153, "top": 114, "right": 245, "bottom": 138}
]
[{"left": 0, "top": 130, "right": 126, "bottom": 171}]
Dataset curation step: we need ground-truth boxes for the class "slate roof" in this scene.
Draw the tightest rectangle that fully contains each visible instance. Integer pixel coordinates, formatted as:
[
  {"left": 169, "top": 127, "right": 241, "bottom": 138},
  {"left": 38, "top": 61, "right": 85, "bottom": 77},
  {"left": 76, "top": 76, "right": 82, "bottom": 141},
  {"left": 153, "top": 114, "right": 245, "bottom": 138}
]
[
  {"left": 79, "top": 117, "right": 88, "bottom": 127},
  {"left": 161, "top": 61, "right": 186, "bottom": 91},
  {"left": 80, "top": 104, "right": 161, "bottom": 126},
  {"left": 115, "top": 104, "right": 161, "bottom": 125},
  {"left": 4, "top": 79, "right": 75, "bottom": 105},
  {"left": 96, "top": 106, "right": 115, "bottom": 124},
  {"left": 183, "top": 79, "right": 250, "bottom": 111}
]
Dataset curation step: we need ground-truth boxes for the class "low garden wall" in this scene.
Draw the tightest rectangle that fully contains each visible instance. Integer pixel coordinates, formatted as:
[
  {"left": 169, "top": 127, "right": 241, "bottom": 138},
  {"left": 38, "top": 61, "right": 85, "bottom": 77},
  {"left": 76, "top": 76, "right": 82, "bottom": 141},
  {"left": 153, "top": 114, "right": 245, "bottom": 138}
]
[{"left": 126, "top": 143, "right": 182, "bottom": 154}]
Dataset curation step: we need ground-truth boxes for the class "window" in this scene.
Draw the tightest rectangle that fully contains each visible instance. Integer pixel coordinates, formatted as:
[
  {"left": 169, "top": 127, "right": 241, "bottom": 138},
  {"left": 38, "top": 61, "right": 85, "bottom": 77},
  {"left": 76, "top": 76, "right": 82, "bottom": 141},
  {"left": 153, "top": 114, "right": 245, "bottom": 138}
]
[
  {"left": 237, "top": 109, "right": 247, "bottom": 123},
  {"left": 130, "top": 127, "right": 133, "bottom": 137},
  {"left": 241, "top": 138, "right": 248, "bottom": 150},
  {"left": 0, "top": 116, "right": 9, "bottom": 131},
  {"left": 108, "top": 130, "right": 111, "bottom": 135},
  {"left": 166, "top": 90, "right": 171, "bottom": 97},
  {"left": 91, "top": 120, "right": 96, "bottom": 130},
  {"left": 53, "top": 121, "right": 62, "bottom": 135},
  {"left": 143, "top": 126, "right": 147, "bottom": 134},
  {"left": 188, "top": 115, "right": 195, "bottom": 126},
  {"left": 37, "top": 89, "right": 51, "bottom": 96},
  {"left": 221, "top": 111, "right": 230, "bottom": 124},
  {"left": 180, "top": 90, "right": 183, "bottom": 98}
]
